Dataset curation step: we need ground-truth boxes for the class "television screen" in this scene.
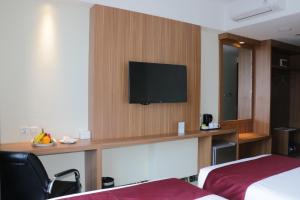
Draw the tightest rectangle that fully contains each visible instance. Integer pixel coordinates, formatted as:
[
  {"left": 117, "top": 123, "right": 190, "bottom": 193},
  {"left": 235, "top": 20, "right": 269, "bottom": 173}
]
[{"left": 129, "top": 61, "right": 187, "bottom": 105}]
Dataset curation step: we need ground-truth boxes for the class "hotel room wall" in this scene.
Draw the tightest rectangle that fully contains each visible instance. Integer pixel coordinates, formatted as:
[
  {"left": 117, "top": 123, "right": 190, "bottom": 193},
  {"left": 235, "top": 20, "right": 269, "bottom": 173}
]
[
  {"left": 0, "top": 0, "right": 90, "bottom": 190},
  {"left": 0, "top": 0, "right": 90, "bottom": 142},
  {"left": 200, "top": 28, "right": 220, "bottom": 121},
  {"left": 0, "top": 0, "right": 220, "bottom": 190}
]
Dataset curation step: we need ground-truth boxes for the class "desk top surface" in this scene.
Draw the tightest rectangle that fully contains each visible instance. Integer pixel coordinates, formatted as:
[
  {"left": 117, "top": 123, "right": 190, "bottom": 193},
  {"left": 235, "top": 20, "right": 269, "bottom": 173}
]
[
  {"left": 238, "top": 132, "right": 270, "bottom": 144},
  {"left": 0, "top": 129, "right": 236, "bottom": 155}
]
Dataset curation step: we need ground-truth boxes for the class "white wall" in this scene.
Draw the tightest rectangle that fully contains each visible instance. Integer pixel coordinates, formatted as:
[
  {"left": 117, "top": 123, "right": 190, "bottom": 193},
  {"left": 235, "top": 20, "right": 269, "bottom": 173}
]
[
  {"left": 0, "top": 0, "right": 90, "bottom": 190},
  {"left": 0, "top": 0, "right": 90, "bottom": 142},
  {"left": 103, "top": 139, "right": 198, "bottom": 186},
  {"left": 201, "top": 28, "right": 221, "bottom": 122}
]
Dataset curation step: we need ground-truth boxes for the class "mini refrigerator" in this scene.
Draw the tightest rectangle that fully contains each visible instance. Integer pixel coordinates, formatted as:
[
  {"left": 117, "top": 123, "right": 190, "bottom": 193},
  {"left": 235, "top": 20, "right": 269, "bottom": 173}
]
[{"left": 212, "top": 139, "right": 236, "bottom": 165}]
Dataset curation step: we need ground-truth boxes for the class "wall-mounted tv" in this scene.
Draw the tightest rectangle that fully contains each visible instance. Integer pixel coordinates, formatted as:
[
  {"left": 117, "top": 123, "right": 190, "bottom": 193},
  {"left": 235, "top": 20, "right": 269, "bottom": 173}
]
[{"left": 129, "top": 61, "right": 187, "bottom": 105}]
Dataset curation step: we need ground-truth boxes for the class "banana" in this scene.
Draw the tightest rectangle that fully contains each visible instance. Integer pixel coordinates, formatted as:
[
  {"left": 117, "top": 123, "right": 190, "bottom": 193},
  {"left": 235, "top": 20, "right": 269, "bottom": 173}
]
[
  {"left": 33, "top": 133, "right": 44, "bottom": 143},
  {"left": 33, "top": 129, "right": 45, "bottom": 143}
]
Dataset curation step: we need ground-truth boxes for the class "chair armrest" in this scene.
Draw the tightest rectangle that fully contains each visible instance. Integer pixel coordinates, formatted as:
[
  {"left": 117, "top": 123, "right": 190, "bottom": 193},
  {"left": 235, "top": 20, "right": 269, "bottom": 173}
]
[
  {"left": 48, "top": 169, "right": 81, "bottom": 194},
  {"left": 54, "top": 169, "right": 80, "bottom": 179}
]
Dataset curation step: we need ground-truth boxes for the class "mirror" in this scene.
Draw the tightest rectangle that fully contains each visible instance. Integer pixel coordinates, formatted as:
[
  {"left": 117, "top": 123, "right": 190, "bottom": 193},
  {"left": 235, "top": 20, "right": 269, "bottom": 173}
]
[{"left": 221, "top": 44, "right": 253, "bottom": 121}]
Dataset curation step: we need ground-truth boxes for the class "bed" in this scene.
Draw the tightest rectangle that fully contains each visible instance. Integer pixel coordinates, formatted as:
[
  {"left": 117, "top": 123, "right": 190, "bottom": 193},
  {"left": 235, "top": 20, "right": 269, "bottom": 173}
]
[
  {"left": 51, "top": 178, "right": 226, "bottom": 200},
  {"left": 198, "top": 154, "right": 300, "bottom": 200}
]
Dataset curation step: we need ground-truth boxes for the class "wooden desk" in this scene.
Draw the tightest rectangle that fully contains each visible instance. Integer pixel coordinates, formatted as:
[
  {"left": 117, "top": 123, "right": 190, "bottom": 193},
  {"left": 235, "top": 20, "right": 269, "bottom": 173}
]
[
  {"left": 0, "top": 140, "right": 102, "bottom": 190},
  {"left": 238, "top": 132, "right": 271, "bottom": 158},
  {"left": 0, "top": 129, "right": 236, "bottom": 190},
  {"left": 239, "top": 132, "right": 270, "bottom": 144}
]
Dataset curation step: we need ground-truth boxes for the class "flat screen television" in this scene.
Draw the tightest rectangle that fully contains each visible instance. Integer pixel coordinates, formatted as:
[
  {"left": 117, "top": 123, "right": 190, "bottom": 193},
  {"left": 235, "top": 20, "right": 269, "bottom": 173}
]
[{"left": 129, "top": 61, "right": 187, "bottom": 105}]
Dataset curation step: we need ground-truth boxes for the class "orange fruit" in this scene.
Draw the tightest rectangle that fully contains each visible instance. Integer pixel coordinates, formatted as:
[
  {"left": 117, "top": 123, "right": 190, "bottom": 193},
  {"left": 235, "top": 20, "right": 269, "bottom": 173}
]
[{"left": 41, "top": 135, "right": 51, "bottom": 144}]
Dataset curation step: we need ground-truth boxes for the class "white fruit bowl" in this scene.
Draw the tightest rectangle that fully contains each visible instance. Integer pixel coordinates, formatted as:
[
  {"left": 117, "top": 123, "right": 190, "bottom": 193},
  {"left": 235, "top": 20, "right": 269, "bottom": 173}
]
[{"left": 31, "top": 138, "right": 57, "bottom": 147}]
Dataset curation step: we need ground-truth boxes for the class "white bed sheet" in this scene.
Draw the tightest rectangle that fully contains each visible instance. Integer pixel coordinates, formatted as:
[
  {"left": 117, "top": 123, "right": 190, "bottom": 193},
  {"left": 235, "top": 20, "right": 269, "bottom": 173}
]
[
  {"left": 196, "top": 194, "right": 227, "bottom": 200},
  {"left": 51, "top": 179, "right": 227, "bottom": 200},
  {"left": 198, "top": 154, "right": 300, "bottom": 200},
  {"left": 245, "top": 167, "right": 300, "bottom": 200},
  {"left": 198, "top": 154, "right": 269, "bottom": 188}
]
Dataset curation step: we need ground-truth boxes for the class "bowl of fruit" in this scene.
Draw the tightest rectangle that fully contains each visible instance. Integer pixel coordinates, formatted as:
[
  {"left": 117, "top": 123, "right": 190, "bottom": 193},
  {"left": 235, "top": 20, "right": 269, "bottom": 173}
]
[{"left": 32, "top": 129, "right": 56, "bottom": 147}]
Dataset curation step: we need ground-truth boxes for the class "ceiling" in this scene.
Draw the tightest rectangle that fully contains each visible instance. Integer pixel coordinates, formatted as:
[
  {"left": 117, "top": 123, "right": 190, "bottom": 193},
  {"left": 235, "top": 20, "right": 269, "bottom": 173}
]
[
  {"left": 213, "top": 0, "right": 237, "bottom": 3},
  {"left": 223, "top": 0, "right": 300, "bottom": 46},
  {"left": 229, "top": 12, "right": 300, "bottom": 46},
  {"left": 82, "top": 0, "right": 300, "bottom": 46}
]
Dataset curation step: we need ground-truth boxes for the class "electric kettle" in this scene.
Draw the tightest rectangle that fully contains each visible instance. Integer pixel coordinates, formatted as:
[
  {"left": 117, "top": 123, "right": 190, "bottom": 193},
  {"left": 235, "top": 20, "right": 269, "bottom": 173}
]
[{"left": 202, "top": 114, "right": 213, "bottom": 126}]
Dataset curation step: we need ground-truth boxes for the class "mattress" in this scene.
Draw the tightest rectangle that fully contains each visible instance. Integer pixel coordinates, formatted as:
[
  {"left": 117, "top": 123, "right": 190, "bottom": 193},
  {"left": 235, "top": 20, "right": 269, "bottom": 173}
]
[
  {"left": 198, "top": 154, "right": 300, "bottom": 200},
  {"left": 51, "top": 178, "right": 226, "bottom": 200}
]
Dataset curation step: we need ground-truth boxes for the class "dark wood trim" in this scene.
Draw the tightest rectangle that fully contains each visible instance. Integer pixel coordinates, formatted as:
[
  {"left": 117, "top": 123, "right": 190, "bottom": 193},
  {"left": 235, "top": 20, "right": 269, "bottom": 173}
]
[
  {"left": 219, "top": 33, "right": 261, "bottom": 47},
  {"left": 271, "top": 40, "right": 300, "bottom": 54},
  {"left": 218, "top": 40, "right": 224, "bottom": 122}
]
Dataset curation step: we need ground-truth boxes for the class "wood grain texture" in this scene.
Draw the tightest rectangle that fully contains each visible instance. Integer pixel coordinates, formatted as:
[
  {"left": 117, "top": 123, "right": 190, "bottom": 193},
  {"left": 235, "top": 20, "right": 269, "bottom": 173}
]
[
  {"left": 213, "top": 131, "right": 238, "bottom": 143},
  {"left": 198, "top": 136, "right": 212, "bottom": 169},
  {"left": 272, "top": 132, "right": 289, "bottom": 155},
  {"left": 85, "top": 149, "right": 101, "bottom": 190},
  {"left": 238, "top": 132, "right": 270, "bottom": 144},
  {"left": 220, "top": 119, "right": 253, "bottom": 133},
  {"left": 0, "top": 130, "right": 236, "bottom": 155},
  {"left": 0, "top": 129, "right": 236, "bottom": 189},
  {"left": 271, "top": 68, "right": 290, "bottom": 128},
  {"left": 238, "top": 48, "right": 252, "bottom": 119},
  {"left": 89, "top": 5, "right": 201, "bottom": 140},
  {"left": 218, "top": 41, "right": 224, "bottom": 122},
  {"left": 99, "top": 129, "right": 235, "bottom": 149},
  {"left": 219, "top": 34, "right": 255, "bottom": 123},
  {"left": 289, "top": 72, "right": 300, "bottom": 127},
  {"left": 239, "top": 138, "right": 271, "bottom": 159},
  {"left": 220, "top": 34, "right": 273, "bottom": 157},
  {"left": 0, "top": 140, "right": 100, "bottom": 156},
  {"left": 253, "top": 40, "right": 271, "bottom": 135},
  {"left": 219, "top": 33, "right": 260, "bottom": 47}
]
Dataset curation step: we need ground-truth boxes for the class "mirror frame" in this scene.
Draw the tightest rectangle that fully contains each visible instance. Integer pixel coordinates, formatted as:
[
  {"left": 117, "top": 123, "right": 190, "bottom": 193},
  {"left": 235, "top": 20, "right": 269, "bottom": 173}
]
[{"left": 219, "top": 33, "right": 260, "bottom": 123}]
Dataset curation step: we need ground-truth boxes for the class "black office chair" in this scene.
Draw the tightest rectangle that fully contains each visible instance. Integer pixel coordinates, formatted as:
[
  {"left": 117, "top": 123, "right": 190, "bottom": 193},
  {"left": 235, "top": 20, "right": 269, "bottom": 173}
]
[{"left": 0, "top": 151, "right": 81, "bottom": 200}]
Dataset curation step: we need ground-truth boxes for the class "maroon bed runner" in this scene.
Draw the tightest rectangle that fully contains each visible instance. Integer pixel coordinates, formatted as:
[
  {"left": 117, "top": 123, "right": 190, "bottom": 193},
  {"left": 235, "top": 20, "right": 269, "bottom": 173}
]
[
  {"left": 203, "top": 155, "right": 300, "bottom": 200},
  {"left": 61, "top": 178, "right": 211, "bottom": 200}
]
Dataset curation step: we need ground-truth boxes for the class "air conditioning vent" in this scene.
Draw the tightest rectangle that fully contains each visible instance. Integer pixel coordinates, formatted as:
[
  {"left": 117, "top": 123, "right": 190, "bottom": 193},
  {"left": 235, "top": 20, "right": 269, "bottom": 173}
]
[
  {"left": 230, "top": 0, "right": 286, "bottom": 22},
  {"left": 232, "top": 6, "right": 273, "bottom": 21}
]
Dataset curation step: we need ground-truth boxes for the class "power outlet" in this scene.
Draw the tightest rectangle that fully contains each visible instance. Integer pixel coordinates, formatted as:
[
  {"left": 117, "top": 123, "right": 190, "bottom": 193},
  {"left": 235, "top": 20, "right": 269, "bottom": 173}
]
[
  {"left": 20, "top": 126, "right": 40, "bottom": 135},
  {"left": 29, "top": 126, "right": 40, "bottom": 135},
  {"left": 20, "top": 127, "right": 30, "bottom": 135}
]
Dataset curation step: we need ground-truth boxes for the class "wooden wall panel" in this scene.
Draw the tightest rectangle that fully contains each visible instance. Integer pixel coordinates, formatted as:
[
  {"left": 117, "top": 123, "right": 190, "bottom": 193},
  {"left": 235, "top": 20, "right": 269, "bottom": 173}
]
[
  {"left": 271, "top": 68, "right": 290, "bottom": 128},
  {"left": 220, "top": 119, "right": 253, "bottom": 133},
  {"left": 289, "top": 72, "right": 300, "bottom": 127},
  {"left": 239, "top": 138, "right": 271, "bottom": 159},
  {"left": 290, "top": 55, "right": 300, "bottom": 68},
  {"left": 89, "top": 5, "right": 201, "bottom": 140},
  {"left": 289, "top": 54, "right": 300, "bottom": 128},
  {"left": 198, "top": 136, "right": 212, "bottom": 169},
  {"left": 253, "top": 41, "right": 271, "bottom": 135}
]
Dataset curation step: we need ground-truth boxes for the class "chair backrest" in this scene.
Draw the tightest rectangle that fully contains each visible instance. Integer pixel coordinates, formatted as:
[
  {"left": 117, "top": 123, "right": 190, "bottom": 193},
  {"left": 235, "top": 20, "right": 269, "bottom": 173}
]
[{"left": 0, "top": 151, "right": 50, "bottom": 200}]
